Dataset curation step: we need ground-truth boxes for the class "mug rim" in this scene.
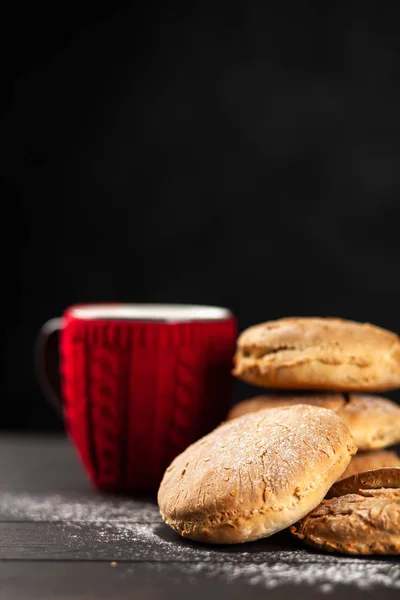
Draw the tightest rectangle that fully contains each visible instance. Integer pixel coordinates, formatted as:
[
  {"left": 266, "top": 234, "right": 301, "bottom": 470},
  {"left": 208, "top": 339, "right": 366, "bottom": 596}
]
[{"left": 67, "top": 303, "right": 233, "bottom": 323}]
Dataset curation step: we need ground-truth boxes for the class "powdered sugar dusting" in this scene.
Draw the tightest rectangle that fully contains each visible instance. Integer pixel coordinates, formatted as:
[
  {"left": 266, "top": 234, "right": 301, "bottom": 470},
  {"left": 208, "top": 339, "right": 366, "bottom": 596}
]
[
  {"left": 185, "top": 558, "right": 400, "bottom": 592},
  {"left": 0, "top": 492, "right": 159, "bottom": 523},
  {"left": 120, "top": 543, "right": 400, "bottom": 594},
  {"left": 117, "top": 523, "right": 400, "bottom": 592},
  {"left": 1, "top": 492, "right": 398, "bottom": 593},
  {"left": 70, "top": 520, "right": 400, "bottom": 593}
]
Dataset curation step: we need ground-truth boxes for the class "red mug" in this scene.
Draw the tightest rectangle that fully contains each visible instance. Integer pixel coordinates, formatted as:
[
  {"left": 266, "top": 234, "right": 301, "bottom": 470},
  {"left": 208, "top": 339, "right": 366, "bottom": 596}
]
[{"left": 36, "top": 303, "right": 237, "bottom": 492}]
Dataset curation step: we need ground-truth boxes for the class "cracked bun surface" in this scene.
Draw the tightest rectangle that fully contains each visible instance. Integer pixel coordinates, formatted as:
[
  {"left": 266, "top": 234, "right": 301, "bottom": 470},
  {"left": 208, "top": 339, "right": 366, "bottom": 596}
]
[
  {"left": 291, "top": 468, "right": 400, "bottom": 555},
  {"left": 158, "top": 405, "right": 356, "bottom": 544},
  {"left": 227, "top": 393, "right": 400, "bottom": 451},
  {"left": 233, "top": 317, "right": 400, "bottom": 392}
]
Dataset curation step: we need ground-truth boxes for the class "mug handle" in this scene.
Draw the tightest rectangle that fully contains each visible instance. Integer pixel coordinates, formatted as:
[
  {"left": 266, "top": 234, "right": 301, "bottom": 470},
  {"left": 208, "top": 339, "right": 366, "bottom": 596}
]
[{"left": 35, "top": 317, "right": 63, "bottom": 415}]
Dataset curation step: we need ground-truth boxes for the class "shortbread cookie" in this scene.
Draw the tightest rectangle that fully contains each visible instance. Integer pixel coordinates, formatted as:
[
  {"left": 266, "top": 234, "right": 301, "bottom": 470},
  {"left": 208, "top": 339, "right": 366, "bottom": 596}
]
[
  {"left": 158, "top": 405, "right": 356, "bottom": 544},
  {"left": 233, "top": 317, "right": 400, "bottom": 392}
]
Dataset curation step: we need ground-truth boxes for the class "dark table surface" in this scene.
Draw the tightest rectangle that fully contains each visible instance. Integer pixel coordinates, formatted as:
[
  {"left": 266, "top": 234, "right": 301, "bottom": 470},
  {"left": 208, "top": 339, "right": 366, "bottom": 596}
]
[{"left": 0, "top": 435, "right": 398, "bottom": 599}]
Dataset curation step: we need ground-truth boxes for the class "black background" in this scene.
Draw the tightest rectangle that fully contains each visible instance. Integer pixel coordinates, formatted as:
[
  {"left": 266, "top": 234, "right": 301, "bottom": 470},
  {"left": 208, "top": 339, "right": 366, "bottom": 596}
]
[{"left": 2, "top": 1, "right": 400, "bottom": 431}]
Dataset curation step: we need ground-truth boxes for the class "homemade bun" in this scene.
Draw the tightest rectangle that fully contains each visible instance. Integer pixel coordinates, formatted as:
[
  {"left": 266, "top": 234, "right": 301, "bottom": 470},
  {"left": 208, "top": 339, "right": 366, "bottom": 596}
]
[
  {"left": 158, "top": 405, "right": 356, "bottom": 544},
  {"left": 339, "top": 450, "right": 400, "bottom": 480},
  {"left": 227, "top": 394, "right": 343, "bottom": 420},
  {"left": 337, "top": 395, "right": 400, "bottom": 450},
  {"left": 327, "top": 467, "right": 400, "bottom": 498},
  {"left": 291, "top": 468, "right": 400, "bottom": 555},
  {"left": 227, "top": 393, "right": 400, "bottom": 451},
  {"left": 233, "top": 317, "right": 400, "bottom": 392}
]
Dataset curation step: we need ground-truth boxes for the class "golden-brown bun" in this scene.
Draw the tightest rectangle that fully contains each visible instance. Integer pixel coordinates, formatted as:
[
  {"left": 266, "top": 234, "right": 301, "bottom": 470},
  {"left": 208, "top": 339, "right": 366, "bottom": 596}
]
[
  {"left": 227, "top": 394, "right": 344, "bottom": 420},
  {"left": 291, "top": 468, "right": 400, "bottom": 555},
  {"left": 338, "top": 395, "right": 400, "bottom": 450},
  {"left": 226, "top": 393, "right": 400, "bottom": 451},
  {"left": 233, "top": 317, "right": 400, "bottom": 392},
  {"left": 158, "top": 405, "right": 356, "bottom": 544},
  {"left": 339, "top": 450, "right": 400, "bottom": 480},
  {"left": 327, "top": 467, "right": 400, "bottom": 498}
]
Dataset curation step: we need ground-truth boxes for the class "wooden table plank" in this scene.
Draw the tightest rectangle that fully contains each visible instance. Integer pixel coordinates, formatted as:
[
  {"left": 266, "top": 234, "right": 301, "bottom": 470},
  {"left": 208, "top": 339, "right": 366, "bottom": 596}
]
[
  {"left": 0, "top": 561, "right": 399, "bottom": 600},
  {"left": 0, "top": 435, "right": 88, "bottom": 492},
  {"left": 0, "top": 520, "right": 305, "bottom": 561},
  {"left": 0, "top": 491, "right": 159, "bottom": 523}
]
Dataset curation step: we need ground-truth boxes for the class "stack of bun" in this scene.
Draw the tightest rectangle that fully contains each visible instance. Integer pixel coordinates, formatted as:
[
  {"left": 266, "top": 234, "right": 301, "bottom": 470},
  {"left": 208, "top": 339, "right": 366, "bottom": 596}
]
[{"left": 158, "top": 318, "right": 400, "bottom": 555}]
